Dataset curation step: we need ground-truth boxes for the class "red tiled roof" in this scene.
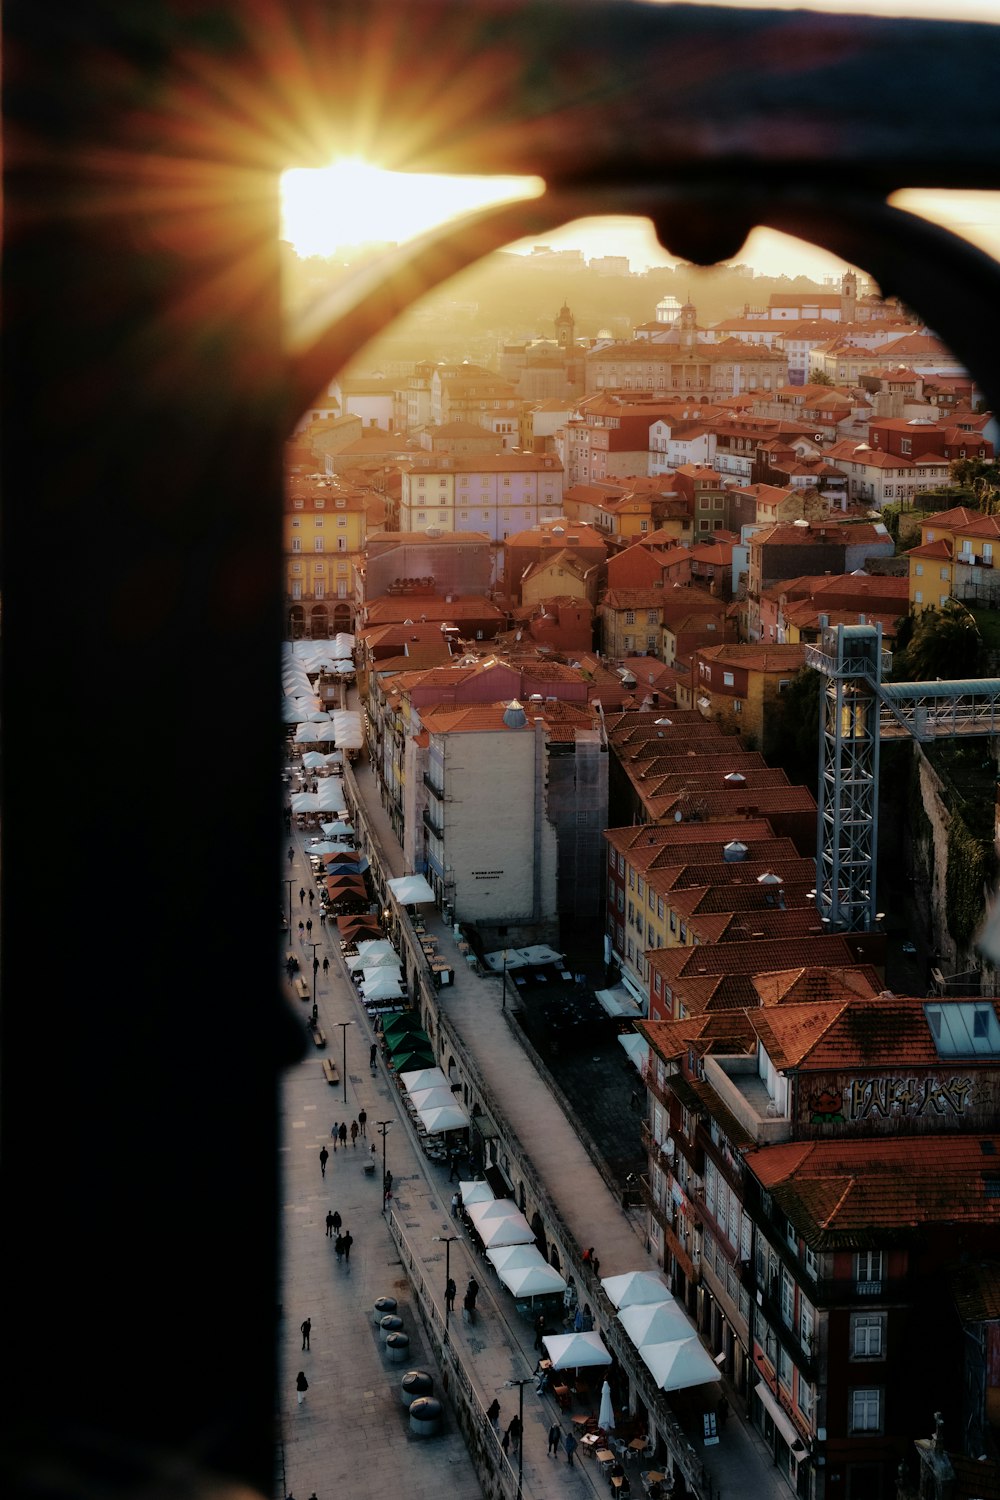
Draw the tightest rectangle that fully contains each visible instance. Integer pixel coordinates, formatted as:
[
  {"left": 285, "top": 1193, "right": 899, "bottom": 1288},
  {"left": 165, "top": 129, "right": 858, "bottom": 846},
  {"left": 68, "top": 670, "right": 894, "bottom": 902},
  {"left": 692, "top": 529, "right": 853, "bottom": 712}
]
[{"left": 747, "top": 1135, "right": 1000, "bottom": 1245}]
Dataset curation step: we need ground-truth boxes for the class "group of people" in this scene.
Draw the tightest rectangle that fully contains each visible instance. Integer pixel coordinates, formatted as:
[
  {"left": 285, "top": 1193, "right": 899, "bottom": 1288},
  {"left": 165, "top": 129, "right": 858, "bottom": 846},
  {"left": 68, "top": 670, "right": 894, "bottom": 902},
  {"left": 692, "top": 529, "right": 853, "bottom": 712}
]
[{"left": 329, "top": 1113, "right": 366, "bottom": 1149}]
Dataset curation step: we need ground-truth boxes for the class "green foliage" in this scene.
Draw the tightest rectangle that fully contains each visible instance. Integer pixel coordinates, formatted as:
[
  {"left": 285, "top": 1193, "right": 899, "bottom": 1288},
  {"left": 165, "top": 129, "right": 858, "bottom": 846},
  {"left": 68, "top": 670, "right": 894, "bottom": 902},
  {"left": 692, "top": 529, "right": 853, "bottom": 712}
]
[
  {"left": 765, "top": 668, "right": 821, "bottom": 793},
  {"left": 808, "top": 369, "right": 835, "bottom": 386},
  {"left": 892, "top": 603, "right": 983, "bottom": 681},
  {"left": 945, "top": 813, "right": 992, "bottom": 946},
  {"left": 949, "top": 458, "right": 1000, "bottom": 514}
]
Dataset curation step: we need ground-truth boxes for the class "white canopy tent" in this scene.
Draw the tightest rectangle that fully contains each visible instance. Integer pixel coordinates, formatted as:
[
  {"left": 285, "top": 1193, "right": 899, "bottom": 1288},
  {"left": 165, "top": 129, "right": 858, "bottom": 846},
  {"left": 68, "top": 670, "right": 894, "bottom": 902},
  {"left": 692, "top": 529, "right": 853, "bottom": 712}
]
[
  {"left": 596, "top": 985, "right": 645, "bottom": 1019},
  {"left": 331, "top": 710, "right": 364, "bottom": 748},
  {"left": 476, "top": 1213, "right": 535, "bottom": 1248},
  {"left": 482, "top": 944, "right": 564, "bottom": 972},
  {"left": 406, "top": 1086, "right": 456, "bottom": 1112},
  {"left": 399, "top": 1067, "right": 449, "bottom": 1093},
  {"left": 639, "top": 1337, "right": 722, "bottom": 1393},
  {"left": 388, "top": 874, "right": 436, "bottom": 905},
  {"left": 294, "top": 721, "right": 334, "bottom": 744},
  {"left": 457, "top": 1179, "right": 495, "bottom": 1206},
  {"left": 618, "top": 1299, "right": 692, "bottom": 1348},
  {"left": 467, "top": 1198, "right": 520, "bottom": 1226},
  {"left": 358, "top": 952, "right": 401, "bottom": 972},
  {"left": 320, "top": 820, "right": 354, "bottom": 837},
  {"left": 417, "top": 1103, "right": 471, "bottom": 1135},
  {"left": 542, "top": 1331, "right": 613, "bottom": 1370},
  {"left": 618, "top": 1032, "right": 650, "bottom": 1072},
  {"left": 486, "top": 1243, "right": 547, "bottom": 1275},
  {"left": 347, "top": 940, "right": 397, "bottom": 970},
  {"left": 602, "top": 1270, "right": 674, "bottom": 1310},
  {"left": 361, "top": 972, "right": 404, "bottom": 1003},
  {"left": 501, "top": 1263, "right": 567, "bottom": 1299}
]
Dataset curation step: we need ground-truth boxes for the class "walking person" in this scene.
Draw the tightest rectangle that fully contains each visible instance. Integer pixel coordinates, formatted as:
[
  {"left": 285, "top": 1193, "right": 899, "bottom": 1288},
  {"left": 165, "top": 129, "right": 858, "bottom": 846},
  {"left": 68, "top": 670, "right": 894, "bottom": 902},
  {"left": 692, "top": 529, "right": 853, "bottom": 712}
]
[
  {"left": 507, "top": 1415, "right": 522, "bottom": 1452},
  {"left": 322, "top": 955, "right": 329, "bottom": 974},
  {"left": 331, "top": 1209, "right": 342, "bottom": 1236},
  {"left": 350, "top": 1120, "right": 359, "bottom": 1148},
  {"left": 358, "top": 1108, "right": 367, "bottom": 1137},
  {"left": 325, "top": 1210, "right": 335, "bottom": 1238},
  {"left": 486, "top": 1398, "right": 500, "bottom": 1432},
  {"left": 308, "top": 889, "right": 314, "bottom": 906},
  {"left": 534, "top": 1312, "right": 546, "bottom": 1350},
  {"left": 343, "top": 1230, "right": 353, "bottom": 1264},
  {"left": 548, "top": 1422, "right": 562, "bottom": 1456},
  {"left": 299, "top": 886, "right": 306, "bottom": 906},
  {"left": 334, "top": 1233, "right": 345, "bottom": 1265},
  {"left": 306, "top": 917, "right": 313, "bottom": 937},
  {"left": 717, "top": 1394, "right": 729, "bottom": 1428},
  {"left": 298, "top": 920, "right": 305, "bottom": 940},
  {"left": 319, "top": 1146, "right": 329, "bottom": 1179},
  {"left": 331, "top": 1120, "right": 339, "bottom": 1150},
  {"left": 300, "top": 1317, "right": 311, "bottom": 1350},
  {"left": 295, "top": 1371, "right": 308, "bottom": 1406},
  {"left": 287, "top": 846, "right": 294, "bottom": 864},
  {"left": 369, "top": 1043, "right": 378, "bottom": 1071},
  {"left": 451, "top": 1191, "right": 460, "bottom": 1217},
  {"left": 564, "top": 1431, "right": 578, "bottom": 1465},
  {"left": 338, "top": 1121, "right": 347, "bottom": 1149},
  {"left": 445, "top": 1277, "right": 457, "bottom": 1314}
]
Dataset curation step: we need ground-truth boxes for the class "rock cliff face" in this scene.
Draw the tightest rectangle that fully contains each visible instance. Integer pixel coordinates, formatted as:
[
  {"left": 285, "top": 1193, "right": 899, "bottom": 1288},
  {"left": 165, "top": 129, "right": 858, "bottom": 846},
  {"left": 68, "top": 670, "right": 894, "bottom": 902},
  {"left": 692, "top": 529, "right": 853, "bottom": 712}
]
[{"left": 895, "top": 743, "right": 997, "bottom": 993}]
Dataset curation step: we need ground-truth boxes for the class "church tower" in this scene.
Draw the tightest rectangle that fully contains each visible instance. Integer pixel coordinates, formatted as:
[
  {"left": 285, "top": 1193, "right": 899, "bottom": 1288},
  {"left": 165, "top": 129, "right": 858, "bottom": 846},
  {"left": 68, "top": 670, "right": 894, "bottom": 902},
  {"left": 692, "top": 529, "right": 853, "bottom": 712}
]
[
  {"left": 841, "top": 269, "right": 858, "bottom": 322},
  {"left": 679, "top": 298, "right": 698, "bottom": 350},
  {"left": 555, "top": 301, "right": 575, "bottom": 353}
]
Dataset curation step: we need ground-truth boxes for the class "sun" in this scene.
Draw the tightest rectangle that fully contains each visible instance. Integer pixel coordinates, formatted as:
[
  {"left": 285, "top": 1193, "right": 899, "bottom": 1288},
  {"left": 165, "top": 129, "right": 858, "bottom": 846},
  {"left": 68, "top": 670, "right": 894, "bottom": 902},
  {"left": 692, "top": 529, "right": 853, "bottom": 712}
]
[{"left": 280, "top": 158, "right": 543, "bottom": 257}]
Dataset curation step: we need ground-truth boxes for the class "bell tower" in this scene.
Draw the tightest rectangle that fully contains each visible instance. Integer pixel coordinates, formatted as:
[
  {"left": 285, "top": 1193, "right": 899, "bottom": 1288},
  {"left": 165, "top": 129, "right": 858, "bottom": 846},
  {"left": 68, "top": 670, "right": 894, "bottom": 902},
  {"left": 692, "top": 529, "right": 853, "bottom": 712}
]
[{"left": 555, "top": 301, "right": 575, "bottom": 352}]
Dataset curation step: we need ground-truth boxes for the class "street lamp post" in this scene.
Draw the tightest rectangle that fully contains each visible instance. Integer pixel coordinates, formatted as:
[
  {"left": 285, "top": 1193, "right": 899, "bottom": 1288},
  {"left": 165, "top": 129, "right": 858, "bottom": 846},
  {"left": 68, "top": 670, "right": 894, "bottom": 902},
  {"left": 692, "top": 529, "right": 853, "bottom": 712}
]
[
  {"left": 377, "top": 1120, "right": 392, "bottom": 1215},
  {"left": 310, "top": 940, "right": 320, "bottom": 1025},
  {"left": 503, "top": 1376, "right": 531, "bottom": 1500},
  {"left": 335, "top": 1019, "right": 351, "bottom": 1105},
  {"left": 283, "top": 879, "right": 293, "bottom": 936},
  {"left": 433, "top": 1233, "right": 461, "bottom": 1339}
]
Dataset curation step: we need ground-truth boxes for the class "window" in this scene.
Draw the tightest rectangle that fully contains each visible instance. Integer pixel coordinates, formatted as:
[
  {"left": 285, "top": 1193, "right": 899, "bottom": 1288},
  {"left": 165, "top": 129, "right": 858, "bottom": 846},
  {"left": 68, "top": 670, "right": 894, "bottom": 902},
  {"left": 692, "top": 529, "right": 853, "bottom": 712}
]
[
  {"left": 855, "top": 1251, "right": 883, "bottom": 1292},
  {"left": 291, "top": 518, "right": 301, "bottom": 528},
  {"left": 291, "top": 538, "right": 301, "bottom": 552},
  {"left": 647, "top": 609, "right": 658, "bottom": 624},
  {"left": 625, "top": 610, "right": 635, "bottom": 625},
  {"left": 851, "top": 1313, "right": 885, "bottom": 1359},
  {"left": 850, "top": 1388, "right": 882, "bottom": 1433},
  {"left": 781, "top": 1268, "right": 795, "bottom": 1327},
  {"left": 723, "top": 671, "right": 734, "bottom": 687},
  {"left": 778, "top": 1347, "right": 793, "bottom": 1393},
  {"left": 985, "top": 544, "right": 994, "bottom": 563},
  {"left": 915, "top": 563, "right": 923, "bottom": 576},
  {"left": 797, "top": 1375, "right": 814, "bottom": 1423},
  {"left": 314, "top": 581, "right": 324, "bottom": 599},
  {"left": 336, "top": 516, "right": 347, "bottom": 528},
  {"left": 915, "top": 590, "right": 923, "bottom": 604},
  {"left": 290, "top": 562, "right": 301, "bottom": 574},
  {"left": 733, "top": 699, "right": 742, "bottom": 714},
  {"left": 291, "top": 581, "right": 302, "bottom": 599},
  {"left": 313, "top": 538, "right": 324, "bottom": 552},
  {"left": 648, "top": 887, "right": 655, "bottom": 910},
  {"left": 940, "top": 567, "right": 950, "bottom": 580},
  {"left": 637, "top": 878, "right": 644, "bottom": 899},
  {"left": 804, "top": 1246, "right": 819, "bottom": 1281}
]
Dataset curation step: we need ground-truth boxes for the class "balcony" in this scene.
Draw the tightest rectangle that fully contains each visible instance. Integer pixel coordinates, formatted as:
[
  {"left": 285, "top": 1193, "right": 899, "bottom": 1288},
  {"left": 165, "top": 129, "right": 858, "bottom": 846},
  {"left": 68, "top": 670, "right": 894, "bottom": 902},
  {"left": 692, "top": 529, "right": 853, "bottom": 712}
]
[
  {"left": 422, "top": 806, "right": 444, "bottom": 840},
  {"left": 422, "top": 770, "right": 445, "bottom": 800}
]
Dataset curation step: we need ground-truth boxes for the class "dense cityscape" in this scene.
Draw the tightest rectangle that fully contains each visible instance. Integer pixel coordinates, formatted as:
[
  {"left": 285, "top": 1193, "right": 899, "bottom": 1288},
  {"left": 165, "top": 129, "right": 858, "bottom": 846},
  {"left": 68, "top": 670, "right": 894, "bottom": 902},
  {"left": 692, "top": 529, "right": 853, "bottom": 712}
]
[{"left": 277, "top": 241, "right": 1000, "bottom": 1500}]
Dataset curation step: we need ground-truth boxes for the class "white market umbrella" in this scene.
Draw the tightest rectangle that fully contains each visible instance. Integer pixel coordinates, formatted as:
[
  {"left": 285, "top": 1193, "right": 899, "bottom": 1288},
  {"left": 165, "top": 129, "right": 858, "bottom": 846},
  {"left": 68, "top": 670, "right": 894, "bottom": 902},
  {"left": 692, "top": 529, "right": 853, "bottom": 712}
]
[
  {"left": 458, "top": 1179, "right": 495, "bottom": 1206},
  {"left": 406, "top": 1086, "right": 456, "bottom": 1112},
  {"left": 487, "top": 1243, "right": 548, "bottom": 1275},
  {"left": 399, "top": 1067, "right": 448, "bottom": 1092},
  {"left": 301, "top": 751, "right": 329, "bottom": 768},
  {"left": 640, "top": 1337, "right": 722, "bottom": 1392},
  {"left": 320, "top": 820, "right": 354, "bottom": 837},
  {"left": 542, "top": 1331, "right": 613, "bottom": 1370},
  {"left": 347, "top": 942, "right": 396, "bottom": 971},
  {"left": 619, "top": 1299, "right": 692, "bottom": 1349},
  {"left": 308, "top": 840, "right": 347, "bottom": 856},
  {"left": 598, "top": 1379, "right": 616, "bottom": 1432},
  {"left": 467, "top": 1198, "right": 520, "bottom": 1226},
  {"left": 418, "top": 1103, "right": 471, "bottom": 1136},
  {"left": 290, "top": 792, "right": 319, "bottom": 811},
  {"left": 295, "top": 723, "right": 332, "bottom": 744},
  {"left": 361, "top": 972, "right": 404, "bottom": 1002},
  {"left": 501, "top": 1263, "right": 568, "bottom": 1299},
  {"left": 387, "top": 873, "right": 436, "bottom": 904},
  {"left": 356, "top": 939, "right": 396, "bottom": 957},
  {"left": 602, "top": 1270, "right": 674, "bottom": 1310},
  {"left": 477, "top": 1213, "right": 535, "bottom": 1248},
  {"left": 359, "top": 952, "right": 400, "bottom": 971}
]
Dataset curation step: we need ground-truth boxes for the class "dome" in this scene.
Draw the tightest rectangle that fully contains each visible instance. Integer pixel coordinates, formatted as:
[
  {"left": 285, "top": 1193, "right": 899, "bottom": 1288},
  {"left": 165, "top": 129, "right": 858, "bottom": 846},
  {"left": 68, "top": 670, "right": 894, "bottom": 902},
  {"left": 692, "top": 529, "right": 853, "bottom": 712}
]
[{"left": 502, "top": 699, "right": 528, "bottom": 730}]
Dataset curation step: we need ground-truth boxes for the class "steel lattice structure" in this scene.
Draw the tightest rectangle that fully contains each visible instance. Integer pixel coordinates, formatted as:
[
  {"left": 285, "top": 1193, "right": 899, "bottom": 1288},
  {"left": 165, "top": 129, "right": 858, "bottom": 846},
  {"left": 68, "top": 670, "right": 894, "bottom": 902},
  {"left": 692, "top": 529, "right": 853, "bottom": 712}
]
[{"left": 805, "top": 626, "right": 1000, "bottom": 931}]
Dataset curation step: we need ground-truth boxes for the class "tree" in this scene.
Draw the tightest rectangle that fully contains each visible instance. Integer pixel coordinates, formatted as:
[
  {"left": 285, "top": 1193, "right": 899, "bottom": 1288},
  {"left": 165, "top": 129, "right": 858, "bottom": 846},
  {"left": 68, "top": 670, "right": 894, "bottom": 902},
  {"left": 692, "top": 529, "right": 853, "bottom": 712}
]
[
  {"left": 809, "top": 369, "right": 835, "bottom": 387},
  {"left": 892, "top": 603, "right": 983, "bottom": 681},
  {"left": 948, "top": 457, "right": 1000, "bottom": 513}
]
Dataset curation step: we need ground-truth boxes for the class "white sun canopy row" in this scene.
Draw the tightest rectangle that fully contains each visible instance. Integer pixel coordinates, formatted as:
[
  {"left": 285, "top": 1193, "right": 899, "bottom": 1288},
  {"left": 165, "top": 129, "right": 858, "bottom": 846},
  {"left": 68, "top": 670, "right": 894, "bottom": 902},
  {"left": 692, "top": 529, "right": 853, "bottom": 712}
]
[
  {"left": 486, "top": 1242, "right": 567, "bottom": 1299},
  {"left": 290, "top": 637, "right": 355, "bottom": 669},
  {"left": 601, "top": 1271, "right": 721, "bottom": 1392},
  {"left": 396, "top": 1063, "right": 470, "bottom": 1135},
  {"left": 466, "top": 1197, "right": 535, "bottom": 1248},
  {"left": 482, "top": 944, "right": 564, "bottom": 972}
]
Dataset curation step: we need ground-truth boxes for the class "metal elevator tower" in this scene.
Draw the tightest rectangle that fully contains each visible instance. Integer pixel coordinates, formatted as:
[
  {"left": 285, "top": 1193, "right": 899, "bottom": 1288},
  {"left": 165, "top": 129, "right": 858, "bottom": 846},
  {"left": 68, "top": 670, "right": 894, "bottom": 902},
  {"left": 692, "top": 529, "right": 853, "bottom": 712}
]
[{"left": 804, "top": 623, "right": 1000, "bottom": 933}]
